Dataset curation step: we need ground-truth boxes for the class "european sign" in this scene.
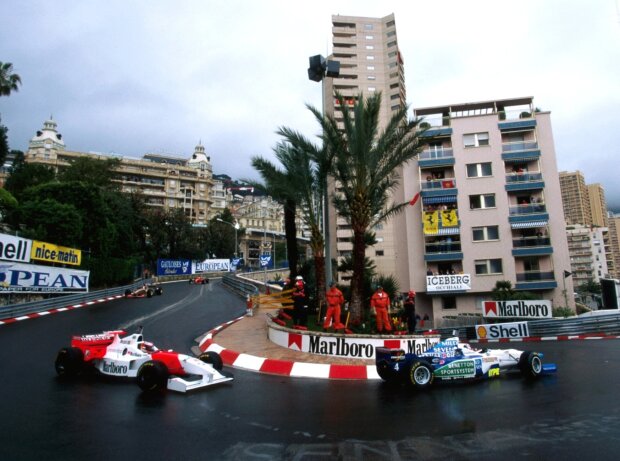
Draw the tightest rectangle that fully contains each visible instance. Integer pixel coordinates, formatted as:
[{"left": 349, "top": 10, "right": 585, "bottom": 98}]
[{"left": 0, "top": 262, "right": 90, "bottom": 293}]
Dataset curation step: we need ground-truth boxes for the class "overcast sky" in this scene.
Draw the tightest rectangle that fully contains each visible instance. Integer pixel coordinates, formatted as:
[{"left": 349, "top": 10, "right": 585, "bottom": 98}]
[{"left": 1, "top": 1, "right": 619, "bottom": 207}]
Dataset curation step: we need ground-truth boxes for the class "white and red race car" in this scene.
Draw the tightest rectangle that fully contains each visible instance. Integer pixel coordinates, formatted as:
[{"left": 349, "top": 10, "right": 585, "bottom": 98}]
[{"left": 55, "top": 328, "right": 233, "bottom": 393}]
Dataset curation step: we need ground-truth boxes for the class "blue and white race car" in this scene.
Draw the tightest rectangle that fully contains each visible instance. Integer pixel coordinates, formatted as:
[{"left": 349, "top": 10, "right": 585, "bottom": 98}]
[{"left": 375, "top": 336, "right": 556, "bottom": 389}]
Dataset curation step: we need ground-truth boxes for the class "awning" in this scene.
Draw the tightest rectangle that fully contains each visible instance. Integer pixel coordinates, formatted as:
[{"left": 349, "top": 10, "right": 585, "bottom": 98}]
[
  {"left": 422, "top": 195, "right": 457, "bottom": 204},
  {"left": 424, "top": 227, "right": 461, "bottom": 236},
  {"left": 511, "top": 221, "right": 548, "bottom": 229}
]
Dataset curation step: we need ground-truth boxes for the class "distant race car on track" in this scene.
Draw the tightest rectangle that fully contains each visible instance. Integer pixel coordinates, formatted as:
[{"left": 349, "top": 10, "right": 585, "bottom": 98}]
[
  {"left": 189, "top": 276, "right": 209, "bottom": 284},
  {"left": 124, "top": 283, "right": 163, "bottom": 298},
  {"left": 376, "top": 336, "right": 556, "bottom": 389},
  {"left": 55, "top": 328, "right": 232, "bottom": 393}
]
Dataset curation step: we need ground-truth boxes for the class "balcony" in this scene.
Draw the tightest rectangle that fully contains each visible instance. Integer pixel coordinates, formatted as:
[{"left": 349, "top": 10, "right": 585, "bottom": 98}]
[
  {"left": 502, "top": 141, "right": 541, "bottom": 162},
  {"left": 418, "top": 148, "right": 455, "bottom": 168},
  {"left": 512, "top": 236, "right": 553, "bottom": 257},
  {"left": 424, "top": 240, "right": 463, "bottom": 262},
  {"left": 515, "top": 270, "right": 557, "bottom": 290},
  {"left": 505, "top": 172, "right": 545, "bottom": 191},
  {"left": 508, "top": 203, "right": 549, "bottom": 223},
  {"left": 421, "top": 178, "right": 456, "bottom": 191}
]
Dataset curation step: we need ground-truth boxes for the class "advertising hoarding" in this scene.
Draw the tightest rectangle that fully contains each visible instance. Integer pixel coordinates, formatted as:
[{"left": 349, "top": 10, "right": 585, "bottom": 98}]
[{"left": 0, "top": 262, "right": 89, "bottom": 293}]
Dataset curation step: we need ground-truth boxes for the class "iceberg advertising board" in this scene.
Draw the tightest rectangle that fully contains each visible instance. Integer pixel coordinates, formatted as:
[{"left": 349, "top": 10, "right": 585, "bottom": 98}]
[
  {"left": 156, "top": 259, "right": 192, "bottom": 276},
  {"left": 0, "top": 262, "right": 89, "bottom": 293}
]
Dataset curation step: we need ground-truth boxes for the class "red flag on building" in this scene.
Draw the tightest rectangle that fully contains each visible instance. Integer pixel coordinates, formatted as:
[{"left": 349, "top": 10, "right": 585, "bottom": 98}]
[{"left": 409, "top": 192, "right": 420, "bottom": 206}]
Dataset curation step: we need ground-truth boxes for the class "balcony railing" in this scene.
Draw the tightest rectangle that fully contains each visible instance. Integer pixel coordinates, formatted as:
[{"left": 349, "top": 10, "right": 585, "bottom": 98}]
[
  {"left": 502, "top": 141, "right": 538, "bottom": 152},
  {"left": 425, "top": 242, "right": 462, "bottom": 254},
  {"left": 419, "top": 148, "right": 453, "bottom": 160},
  {"left": 421, "top": 178, "right": 456, "bottom": 190},
  {"left": 509, "top": 203, "right": 546, "bottom": 215},
  {"left": 512, "top": 236, "right": 551, "bottom": 248},
  {"left": 505, "top": 172, "right": 543, "bottom": 183},
  {"left": 516, "top": 270, "right": 555, "bottom": 282}
]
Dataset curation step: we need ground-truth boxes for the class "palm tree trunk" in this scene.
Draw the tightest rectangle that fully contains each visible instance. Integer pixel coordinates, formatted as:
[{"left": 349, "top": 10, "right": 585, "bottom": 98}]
[
  {"left": 283, "top": 198, "right": 298, "bottom": 279},
  {"left": 349, "top": 229, "right": 367, "bottom": 324}
]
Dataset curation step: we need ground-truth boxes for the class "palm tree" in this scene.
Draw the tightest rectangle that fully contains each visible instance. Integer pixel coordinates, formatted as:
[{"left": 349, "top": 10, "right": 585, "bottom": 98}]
[
  {"left": 250, "top": 154, "right": 300, "bottom": 282},
  {"left": 314, "top": 91, "right": 424, "bottom": 324},
  {"left": 276, "top": 125, "right": 336, "bottom": 306},
  {"left": 0, "top": 62, "right": 22, "bottom": 97}
]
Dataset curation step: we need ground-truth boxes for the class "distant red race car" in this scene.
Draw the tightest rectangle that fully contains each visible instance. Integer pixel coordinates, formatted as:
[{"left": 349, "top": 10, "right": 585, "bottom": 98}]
[
  {"left": 124, "top": 283, "right": 163, "bottom": 298},
  {"left": 189, "top": 276, "right": 209, "bottom": 285}
]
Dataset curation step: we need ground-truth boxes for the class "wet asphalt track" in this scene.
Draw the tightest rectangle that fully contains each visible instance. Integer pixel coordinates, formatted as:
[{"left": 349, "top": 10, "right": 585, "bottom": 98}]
[{"left": 1, "top": 279, "right": 620, "bottom": 460}]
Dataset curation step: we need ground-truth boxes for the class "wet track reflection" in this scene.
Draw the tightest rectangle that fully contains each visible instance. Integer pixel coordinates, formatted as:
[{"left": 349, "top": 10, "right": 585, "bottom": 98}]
[{"left": 1, "top": 280, "right": 619, "bottom": 460}]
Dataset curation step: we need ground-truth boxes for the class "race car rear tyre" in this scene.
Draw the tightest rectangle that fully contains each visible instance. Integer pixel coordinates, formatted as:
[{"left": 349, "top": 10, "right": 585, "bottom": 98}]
[
  {"left": 146, "top": 289, "right": 153, "bottom": 298},
  {"left": 137, "top": 360, "right": 169, "bottom": 392},
  {"left": 406, "top": 361, "right": 434, "bottom": 389},
  {"left": 518, "top": 351, "right": 543, "bottom": 379},
  {"left": 124, "top": 289, "right": 131, "bottom": 297},
  {"left": 199, "top": 351, "right": 223, "bottom": 371},
  {"left": 376, "top": 360, "right": 396, "bottom": 382},
  {"left": 155, "top": 287, "right": 163, "bottom": 295},
  {"left": 55, "top": 347, "right": 84, "bottom": 377}
]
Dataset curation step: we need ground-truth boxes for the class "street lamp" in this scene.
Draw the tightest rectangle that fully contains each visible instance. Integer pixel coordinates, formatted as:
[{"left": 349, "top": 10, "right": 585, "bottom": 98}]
[
  {"left": 308, "top": 54, "right": 340, "bottom": 284},
  {"left": 216, "top": 218, "right": 240, "bottom": 258}
]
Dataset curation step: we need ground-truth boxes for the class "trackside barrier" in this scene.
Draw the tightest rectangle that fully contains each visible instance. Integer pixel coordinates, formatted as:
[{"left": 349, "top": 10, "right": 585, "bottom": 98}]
[
  {"left": 433, "top": 311, "right": 620, "bottom": 340},
  {"left": 0, "top": 280, "right": 149, "bottom": 321},
  {"left": 222, "top": 274, "right": 260, "bottom": 299}
]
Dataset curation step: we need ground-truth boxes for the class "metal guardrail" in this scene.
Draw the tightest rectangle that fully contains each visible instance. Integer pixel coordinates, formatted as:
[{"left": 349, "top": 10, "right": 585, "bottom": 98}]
[
  {"left": 222, "top": 273, "right": 260, "bottom": 299},
  {"left": 0, "top": 279, "right": 148, "bottom": 320},
  {"left": 435, "top": 311, "right": 620, "bottom": 340}
]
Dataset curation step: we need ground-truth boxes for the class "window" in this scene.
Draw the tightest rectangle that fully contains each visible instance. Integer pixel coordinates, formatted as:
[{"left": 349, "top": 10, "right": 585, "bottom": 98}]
[
  {"left": 367, "top": 75, "right": 376, "bottom": 80},
  {"left": 365, "top": 35, "right": 374, "bottom": 40},
  {"left": 365, "top": 45, "right": 374, "bottom": 50},
  {"left": 368, "top": 87, "right": 376, "bottom": 92},
  {"left": 469, "top": 194, "right": 495, "bottom": 209},
  {"left": 367, "top": 65, "right": 375, "bottom": 70},
  {"left": 464, "top": 132, "right": 490, "bottom": 147},
  {"left": 366, "top": 55, "right": 375, "bottom": 60},
  {"left": 442, "top": 296, "right": 457, "bottom": 310},
  {"left": 386, "top": 20, "right": 395, "bottom": 27},
  {"left": 387, "top": 30, "right": 396, "bottom": 37},
  {"left": 475, "top": 259, "right": 503, "bottom": 275},
  {"left": 364, "top": 24, "right": 373, "bottom": 30},
  {"left": 466, "top": 162, "right": 493, "bottom": 178},
  {"left": 387, "top": 40, "right": 397, "bottom": 47},
  {"left": 375, "top": 250, "right": 384, "bottom": 256},
  {"left": 472, "top": 226, "right": 499, "bottom": 241}
]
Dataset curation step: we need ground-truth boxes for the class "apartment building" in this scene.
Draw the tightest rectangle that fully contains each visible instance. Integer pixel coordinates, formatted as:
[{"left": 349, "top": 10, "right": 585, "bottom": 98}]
[
  {"left": 406, "top": 97, "right": 574, "bottom": 323},
  {"left": 25, "top": 119, "right": 214, "bottom": 225},
  {"left": 558, "top": 173, "right": 618, "bottom": 281},
  {"left": 324, "top": 13, "right": 408, "bottom": 281},
  {"left": 559, "top": 171, "right": 592, "bottom": 226},
  {"left": 566, "top": 224, "right": 609, "bottom": 285}
]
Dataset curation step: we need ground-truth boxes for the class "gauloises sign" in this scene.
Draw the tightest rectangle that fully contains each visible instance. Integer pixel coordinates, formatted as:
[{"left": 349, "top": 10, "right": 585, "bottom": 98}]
[
  {"left": 483, "top": 300, "right": 552, "bottom": 319},
  {"left": 426, "top": 274, "right": 471, "bottom": 292}
]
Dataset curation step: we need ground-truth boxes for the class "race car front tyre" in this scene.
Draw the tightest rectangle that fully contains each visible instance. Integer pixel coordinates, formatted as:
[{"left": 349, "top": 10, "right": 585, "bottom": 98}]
[
  {"left": 518, "top": 351, "right": 543, "bottom": 379},
  {"left": 55, "top": 347, "right": 84, "bottom": 377},
  {"left": 137, "top": 360, "right": 169, "bottom": 392},
  {"left": 146, "top": 289, "right": 153, "bottom": 298},
  {"left": 199, "top": 351, "right": 223, "bottom": 371},
  {"left": 155, "top": 287, "right": 163, "bottom": 295},
  {"left": 407, "top": 361, "right": 434, "bottom": 389}
]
